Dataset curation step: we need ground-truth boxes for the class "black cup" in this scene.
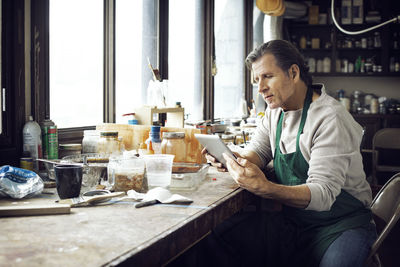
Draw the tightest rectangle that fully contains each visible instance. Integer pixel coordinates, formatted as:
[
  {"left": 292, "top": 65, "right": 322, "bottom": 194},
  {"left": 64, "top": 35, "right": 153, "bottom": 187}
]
[{"left": 54, "top": 165, "right": 83, "bottom": 199}]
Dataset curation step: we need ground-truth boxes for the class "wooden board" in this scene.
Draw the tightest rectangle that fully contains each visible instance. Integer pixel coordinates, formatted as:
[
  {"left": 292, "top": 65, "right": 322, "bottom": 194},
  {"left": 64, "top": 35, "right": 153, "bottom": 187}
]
[{"left": 0, "top": 204, "right": 70, "bottom": 217}]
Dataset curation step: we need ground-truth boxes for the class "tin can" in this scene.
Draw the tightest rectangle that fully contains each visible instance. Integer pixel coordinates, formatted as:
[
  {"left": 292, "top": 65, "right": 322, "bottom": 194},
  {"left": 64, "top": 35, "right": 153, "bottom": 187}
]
[
  {"left": 20, "top": 157, "right": 34, "bottom": 171},
  {"left": 47, "top": 126, "right": 58, "bottom": 159},
  {"left": 41, "top": 119, "right": 58, "bottom": 159}
]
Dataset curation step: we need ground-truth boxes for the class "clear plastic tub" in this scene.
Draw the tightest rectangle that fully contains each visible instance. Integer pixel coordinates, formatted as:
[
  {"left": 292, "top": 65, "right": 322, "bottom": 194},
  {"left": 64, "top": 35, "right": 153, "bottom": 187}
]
[
  {"left": 108, "top": 156, "right": 147, "bottom": 192},
  {"left": 169, "top": 163, "right": 209, "bottom": 190}
]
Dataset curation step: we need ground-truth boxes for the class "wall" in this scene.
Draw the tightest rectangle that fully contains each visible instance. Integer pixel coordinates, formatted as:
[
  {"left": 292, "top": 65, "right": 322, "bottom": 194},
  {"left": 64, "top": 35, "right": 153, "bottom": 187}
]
[{"left": 313, "top": 76, "right": 400, "bottom": 100}]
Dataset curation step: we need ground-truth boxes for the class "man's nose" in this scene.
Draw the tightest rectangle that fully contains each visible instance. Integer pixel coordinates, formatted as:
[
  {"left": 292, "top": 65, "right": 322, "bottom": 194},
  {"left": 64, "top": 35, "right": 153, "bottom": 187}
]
[{"left": 258, "top": 80, "right": 268, "bottom": 94}]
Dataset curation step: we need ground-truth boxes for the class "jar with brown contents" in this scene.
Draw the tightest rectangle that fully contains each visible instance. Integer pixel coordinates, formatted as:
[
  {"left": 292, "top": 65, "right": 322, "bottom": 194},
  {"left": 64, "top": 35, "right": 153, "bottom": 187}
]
[
  {"left": 161, "top": 132, "right": 186, "bottom": 162},
  {"left": 107, "top": 156, "right": 147, "bottom": 192}
]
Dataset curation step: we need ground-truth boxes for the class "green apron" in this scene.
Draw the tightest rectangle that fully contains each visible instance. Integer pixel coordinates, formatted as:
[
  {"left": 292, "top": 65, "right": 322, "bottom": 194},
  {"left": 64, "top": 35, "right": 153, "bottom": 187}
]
[{"left": 273, "top": 88, "right": 372, "bottom": 266}]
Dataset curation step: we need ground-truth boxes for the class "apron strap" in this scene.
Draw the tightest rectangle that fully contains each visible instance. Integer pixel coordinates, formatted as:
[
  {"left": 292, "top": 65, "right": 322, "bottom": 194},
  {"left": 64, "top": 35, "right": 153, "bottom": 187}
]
[
  {"left": 275, "top": 87, "right": 313, "bottom": 152},
  {"left": 296, "top": 88, "right": 313, "bottom": 151}
]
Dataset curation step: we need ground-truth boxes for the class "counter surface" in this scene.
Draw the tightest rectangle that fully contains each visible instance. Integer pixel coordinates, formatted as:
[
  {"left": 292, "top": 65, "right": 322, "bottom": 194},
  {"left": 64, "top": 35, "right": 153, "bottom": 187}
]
[{"left": 0, "top": 167, "right": 255, "bottom": 267}]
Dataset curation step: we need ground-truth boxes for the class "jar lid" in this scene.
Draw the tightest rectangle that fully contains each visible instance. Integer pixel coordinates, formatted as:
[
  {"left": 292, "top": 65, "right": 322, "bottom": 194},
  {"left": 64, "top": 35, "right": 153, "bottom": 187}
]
[
  {"left": 163, "top": 132, "right": 185, "bottom": 139},
  {"left": 84, "top": 130, "right": 100, "bottom": 135},
  {"left": 100, "top": 131, "right": 118, "bottom": 137},
  {"left": 59, "top": 143, "right": 82, "bottom": 151}
]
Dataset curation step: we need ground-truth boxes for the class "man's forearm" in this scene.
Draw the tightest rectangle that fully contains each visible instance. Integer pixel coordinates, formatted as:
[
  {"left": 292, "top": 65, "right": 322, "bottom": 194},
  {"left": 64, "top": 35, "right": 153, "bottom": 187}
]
[{"left": 259, "top": 182, "right": 311, "bottom": 209}]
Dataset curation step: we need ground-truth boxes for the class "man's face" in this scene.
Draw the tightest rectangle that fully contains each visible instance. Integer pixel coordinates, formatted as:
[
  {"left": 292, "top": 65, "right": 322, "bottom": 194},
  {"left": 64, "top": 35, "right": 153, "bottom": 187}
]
[{"left": 252, "top": 53, "right": 296, "bottom": 110}]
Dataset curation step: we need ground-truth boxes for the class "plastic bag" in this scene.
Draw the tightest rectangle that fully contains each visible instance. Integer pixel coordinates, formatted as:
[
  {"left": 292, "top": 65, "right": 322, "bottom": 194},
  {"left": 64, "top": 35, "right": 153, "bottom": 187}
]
[
  {"left": 0, "top": 165, "right": 44, "bottom": 199},
  {"left": 147, "top": 80, "right": 168, "bottom": 107}
]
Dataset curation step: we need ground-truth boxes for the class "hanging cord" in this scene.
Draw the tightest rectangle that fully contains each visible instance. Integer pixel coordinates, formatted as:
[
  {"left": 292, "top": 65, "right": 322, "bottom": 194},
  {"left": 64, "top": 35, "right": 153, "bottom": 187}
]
[{"left": 331, "top": 0, "right": 400, "bottom": 35}]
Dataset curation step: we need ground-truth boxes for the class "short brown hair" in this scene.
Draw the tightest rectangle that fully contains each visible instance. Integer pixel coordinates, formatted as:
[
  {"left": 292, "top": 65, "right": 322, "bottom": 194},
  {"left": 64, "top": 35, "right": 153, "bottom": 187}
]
[{"left": 245, "top": 40, "right": 312, "bottom": 86}]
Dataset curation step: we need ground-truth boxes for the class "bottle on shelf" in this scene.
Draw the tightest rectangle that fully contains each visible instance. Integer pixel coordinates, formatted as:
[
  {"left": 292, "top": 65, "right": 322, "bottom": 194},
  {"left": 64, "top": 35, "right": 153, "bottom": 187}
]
[
  {"left": 352, "top": 91, "right": 361, "bottom": 114},
  {"left": 392, "top": 32, "right": 399, "bottom": 50},
  {"left": 145, "top": 126, "right": 162, "bottom": 154},
  {"left": 373, "top": 32, "right": 381, "bottom": 48}
]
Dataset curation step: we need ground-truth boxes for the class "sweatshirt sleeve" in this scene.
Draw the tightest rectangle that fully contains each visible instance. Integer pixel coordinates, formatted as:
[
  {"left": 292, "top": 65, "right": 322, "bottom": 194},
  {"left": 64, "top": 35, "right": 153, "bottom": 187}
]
[
  {"left": 305, "top": 113, "right": 363, "bottom": 211},
  {"left": 245, "top": 116, "right": 273, "bottom": 169}
]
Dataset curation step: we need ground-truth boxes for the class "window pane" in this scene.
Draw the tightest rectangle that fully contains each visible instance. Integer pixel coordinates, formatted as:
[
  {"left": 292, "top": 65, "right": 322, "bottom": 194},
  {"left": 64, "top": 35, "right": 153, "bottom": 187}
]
[
  {"left": 214, "top": 0, "right": 245, "bottom": 119},
  {"left": 116, "top": 0, "right": 154, "bottom": 124},
  {"left": 50, "top": 0, "right": 103, "bottom": 128},
  {"left": 169, "top": 0, "right": 203, "bottom": 121}
]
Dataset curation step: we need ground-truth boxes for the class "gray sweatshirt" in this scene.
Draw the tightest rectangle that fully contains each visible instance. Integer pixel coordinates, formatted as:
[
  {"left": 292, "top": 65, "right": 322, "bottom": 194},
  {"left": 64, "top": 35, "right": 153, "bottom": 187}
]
[{"left": 246, "top": 84, "right": 372, "bottom": 211}]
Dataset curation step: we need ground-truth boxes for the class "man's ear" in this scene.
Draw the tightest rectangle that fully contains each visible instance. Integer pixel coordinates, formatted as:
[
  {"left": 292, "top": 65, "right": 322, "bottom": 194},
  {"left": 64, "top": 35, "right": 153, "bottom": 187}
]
[{"left": 290, "top": 64, "right": 300, "bottom": 80}]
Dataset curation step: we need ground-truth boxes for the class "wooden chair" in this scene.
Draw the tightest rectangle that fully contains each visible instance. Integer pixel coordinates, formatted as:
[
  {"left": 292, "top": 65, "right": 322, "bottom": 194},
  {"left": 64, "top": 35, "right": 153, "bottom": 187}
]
[
  {"left": 371, "top": 128, "right": 400, "bottom": 185},
  {"left": 366, "top": 172, "right": 400, "bottom": 267}
]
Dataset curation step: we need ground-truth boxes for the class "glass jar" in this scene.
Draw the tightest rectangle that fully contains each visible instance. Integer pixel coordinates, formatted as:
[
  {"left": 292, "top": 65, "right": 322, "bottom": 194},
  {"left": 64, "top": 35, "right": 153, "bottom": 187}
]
[
  {"left": 98, "top": 131, "right": 121, "bottom": 157},
  {"left": 59, "top": 143, "right": 82, "bottom": 159},
  {"left": 82, "top": 130, "right": 100, "bottom": 153},
  {"left": 161, "top": 132, "right": 186, "bottom": 162},
  {"left": 221, "top": 134, "right": 235, "bottom": 145}
]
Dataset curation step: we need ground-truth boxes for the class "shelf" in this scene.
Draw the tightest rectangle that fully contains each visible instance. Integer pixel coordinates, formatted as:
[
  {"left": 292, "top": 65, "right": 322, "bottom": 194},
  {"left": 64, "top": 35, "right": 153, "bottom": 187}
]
[
  {"left": 311, "top": 72, "right": 400, "bottom": 77},
  {"left": 336, "top": 48, "right": 381, "bottom": 52},
  {"left": 290, "top": 23, "right": 332, "bottom": 29},
  {"left": 299, "top": 48, "right": 331, "bottom": 52}
]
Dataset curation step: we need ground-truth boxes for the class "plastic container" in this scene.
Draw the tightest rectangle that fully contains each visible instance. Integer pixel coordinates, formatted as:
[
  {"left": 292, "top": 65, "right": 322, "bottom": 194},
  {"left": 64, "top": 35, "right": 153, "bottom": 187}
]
[
  {"left": 22, "top": 116, "right": 42, "bottom": 171},
  {"left": 82, "top": 130, "right": 100, "bottom": 153},
  {"left": 161, "top": 132, "right": 186, "bottom": 162},
  {"left": 108, "top": 156, "right": 147, "bottom": 192},
  {"left": 143, "top": 154, "right": 174, "bottom": 188},
  {"left": 98, "top": 131, "right": 121, "bottom": 157},
  {"left": 170, "top": 163, "right": 209, "bottom": 190}
]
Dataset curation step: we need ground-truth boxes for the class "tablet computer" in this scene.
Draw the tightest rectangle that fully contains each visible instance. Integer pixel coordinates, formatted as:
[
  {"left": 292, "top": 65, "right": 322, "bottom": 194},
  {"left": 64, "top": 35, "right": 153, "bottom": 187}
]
[{"left": 194, "top": 134, "right": 237, "bottom": 167}]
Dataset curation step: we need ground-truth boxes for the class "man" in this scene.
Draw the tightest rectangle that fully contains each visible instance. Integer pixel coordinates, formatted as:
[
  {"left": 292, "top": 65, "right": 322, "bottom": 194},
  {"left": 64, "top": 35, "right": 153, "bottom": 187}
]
[{"left": 181, "top": 40, "right": 376, "bottom": 267}]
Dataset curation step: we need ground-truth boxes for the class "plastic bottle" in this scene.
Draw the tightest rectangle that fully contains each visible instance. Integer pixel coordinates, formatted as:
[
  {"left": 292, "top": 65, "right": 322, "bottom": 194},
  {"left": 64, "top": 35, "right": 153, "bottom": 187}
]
[
  {"left": 145, "top": 126, "right": 162, "bottom": 154},
  {"left": 23, "top": 116, "right": 42, "bottom": 172}
]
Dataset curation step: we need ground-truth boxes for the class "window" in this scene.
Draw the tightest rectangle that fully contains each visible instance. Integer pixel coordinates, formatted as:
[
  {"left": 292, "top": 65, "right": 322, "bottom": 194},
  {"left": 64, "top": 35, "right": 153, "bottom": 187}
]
[
  {"left": 168, "top": 0, "right": 203, "bottom": 122},
  {"left": 214, "top": 0, "right": 246, "bottom": 120},
  {"left": 115, "top": 0, "right": 158, "bottom": 124},
  {"left": 49, "top": 0, "right": 103, "bottom": 128}
]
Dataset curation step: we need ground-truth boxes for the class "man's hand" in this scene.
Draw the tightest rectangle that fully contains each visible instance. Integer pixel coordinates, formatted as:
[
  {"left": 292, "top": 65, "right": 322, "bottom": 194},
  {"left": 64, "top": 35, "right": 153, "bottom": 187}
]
[
  {"left": 201, "top": 148, "right": 241, "bottom": 172},
  {"left": 223, "top": 153, "right": 311, "bottom": 209},
  {"left": 222, "top": 153, "right": 272, "bottom": 196}
]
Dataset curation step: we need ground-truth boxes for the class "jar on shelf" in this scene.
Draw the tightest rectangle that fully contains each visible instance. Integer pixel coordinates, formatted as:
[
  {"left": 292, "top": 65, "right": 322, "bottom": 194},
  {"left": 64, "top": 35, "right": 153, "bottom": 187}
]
[
  {"left": 82, "top": 130, "right": 100, "bottom": 153},
  {"left": 98, "top": 131, "right": 121, "bottom": 157},
  {"left": 161, "top": 132, "right": 186, "bottom": 162}
]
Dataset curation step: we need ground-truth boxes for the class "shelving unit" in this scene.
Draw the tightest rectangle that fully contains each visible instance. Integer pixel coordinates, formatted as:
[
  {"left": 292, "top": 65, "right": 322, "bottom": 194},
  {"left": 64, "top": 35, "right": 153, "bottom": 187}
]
[{"left": 285, "top": 0, "right": 400, "bottom": 77}]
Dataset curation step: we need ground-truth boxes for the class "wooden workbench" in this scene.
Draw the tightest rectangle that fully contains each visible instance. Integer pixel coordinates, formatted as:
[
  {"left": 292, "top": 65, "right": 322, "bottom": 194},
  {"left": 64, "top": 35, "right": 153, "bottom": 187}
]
[{"left": 0, "top": 167, "right": 256, "bottom": 267}]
